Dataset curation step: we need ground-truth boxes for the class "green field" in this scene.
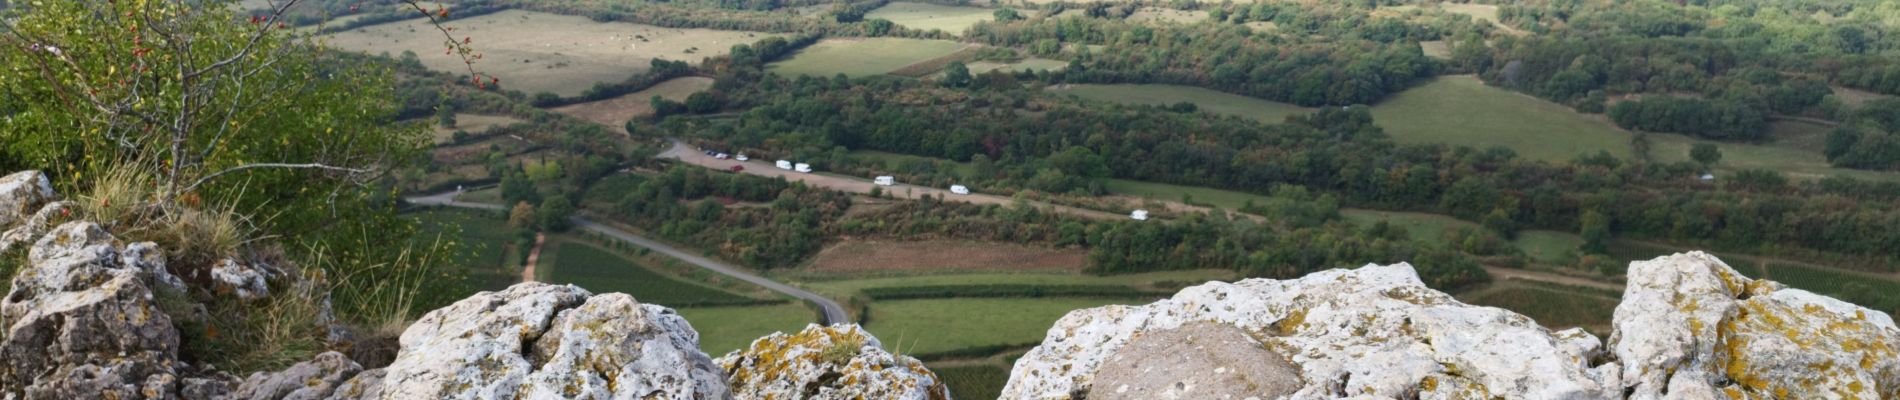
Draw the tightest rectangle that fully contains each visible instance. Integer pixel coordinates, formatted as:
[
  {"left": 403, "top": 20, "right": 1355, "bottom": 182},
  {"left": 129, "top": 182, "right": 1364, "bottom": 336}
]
[
  {"left": 1646, "top": 130, "right": 1900, "bottom": 182},
  {"left": 865, "top": 297, "right": 1146, "bottom": 356},
  {"left": 793, "top": 269, "right": 1236, "bottom": 299},
  {"left": 1763, "top": 263, "right": 1900, "bottom": 315},
  {"left": 931, "top": 364, "right": 1009, "bottom": 400},
  {"left": 539, "top": 240, "right": 766, "bottom": 307},
  {"left": 966, "top": 58, "right": 1067, "bottom": 74},
  {"left": 1514, "top": 230, "right": 1585, "bottom": 264},
  {"left": 410, "top": 209, "right": 519, "bottom": 291},
  {"left": 768, "top": 38, "right": 968, "bottom": 78},
  {"left": 864, "top": 2, "right": 994, "bottom": 34},
  {"left": 1368, "top": 75, "right": 1635, "bottom": 162},
  {"left": 677, "top": 303, "right": 816, "bottom": 356},
  {"left": 1057, "top": 84, "right": 1315, "bottom": 124},
  {"left": 1458, "top": 282, "right": 1617, "bottom": 333}
]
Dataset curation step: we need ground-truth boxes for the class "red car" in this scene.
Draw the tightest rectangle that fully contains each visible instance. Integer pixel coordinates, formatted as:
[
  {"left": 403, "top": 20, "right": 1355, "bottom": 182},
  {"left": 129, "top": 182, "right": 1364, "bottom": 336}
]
[{"left": 728, "top": 165, "right": 745, "bottom": 172}]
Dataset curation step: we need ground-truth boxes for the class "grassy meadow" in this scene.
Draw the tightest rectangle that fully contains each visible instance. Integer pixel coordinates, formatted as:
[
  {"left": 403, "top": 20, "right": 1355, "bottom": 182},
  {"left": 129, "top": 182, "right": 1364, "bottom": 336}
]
[
  {"left": 966, "top": 58, "right": 1067, "bottom": 74},
  {"left": 768, "top": 38, "right": 969, "bottom": 78},
  {"left": 931, "top": 364, "right": 1011, "bottom": 399},
  {"left": 1056, "top": 84, "right": 1315, "bottom": 124},
  {"left": 865, "top": 2, "right": 995, "bottom": 34},
  {"left": 324, "top": 10, "right": 772, "bottom": 96},
  {"left": 550, "top": 76, "right": 714, "bottom": 135},
  {"left": 864, "top": 297, "right": 1147, "bottom": 356},
  {"left": 1368, "top": 75, "right": 1636, "bottom": 162},
  {"left": 678, "top": 303, "right": 817, "bottom": 356},
  {"left": 538, "top": 239, "right": 770, "bottom": 307},
  {"left": 411, "top": 209, "right": 521, "bottom": 291}
]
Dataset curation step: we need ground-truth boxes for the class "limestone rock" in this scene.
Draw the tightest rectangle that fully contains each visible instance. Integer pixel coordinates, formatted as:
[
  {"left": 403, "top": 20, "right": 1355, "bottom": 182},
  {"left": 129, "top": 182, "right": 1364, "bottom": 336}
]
[
  {"left": 229, "top": 351, "right": 363, "bottom": 400},
  {"left": 1089, "top": 322, "right": 1300, "bottom": 400},
  {"left": 0, "top": 170, "right": 58, "bottom": 230},
  {"left": 211, "top": 259, "right": 270, "bottom": 301},
  {"left": 366, "top": 283, "right": 729, "bottom": 399},
  {"left": 1610, "top": 251, "right": 1900, "bottom": 399},
  {"left": 1001, "top": 263, "right": 1620, "bottom": 399},
  {"left": 716, "top": 324, "right": 948, "bottom": 400},
  {"left": 1, "top": 221, "right": 183, "bottom": 399},
  {"left": 1, "top": 201, "right": 71, "bottom": 254}
]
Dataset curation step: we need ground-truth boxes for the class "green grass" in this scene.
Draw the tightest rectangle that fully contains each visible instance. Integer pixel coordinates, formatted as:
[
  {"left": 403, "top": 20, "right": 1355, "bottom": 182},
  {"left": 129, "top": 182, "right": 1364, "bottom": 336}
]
[
  {"left": 410, "top": 209, "right": 519, "bottom": 291},
  {"left": 864, "top": 2, "right": 995, "bottom": 34},
  {"left": 865, "top": 297, "right": 1146, "bottom": 356},
  {"left": 793, "top": 269, "right": 1237, "bottom": 299},
  {"left": 768, "top": 38, "right": 968, "bottom": 78},
  {"left": 1103, "top": 178, "right": 1272, "bottom": 210},
  {"left": 1763, "top": 263, "right": 1900, "bottom": 315},
  {"left": 677, "top": 303, "right": 816, "bottom": 356},
  {"left": 1512, "top": 230, "right": 1584, "bottom": 264},
  {"left": 1458, "top": 283, "right": 1617, "bottom": 332},
  {"left": 1369, "top": 75, "right": 1635, "bottom": 162},
  {"left": 1647, "top": 132, "right": 1900, "bottom": 182},
  {"left": 966, "top": 58, "right": 1067, "bottom": 74},
  {"left": 931, "top": 364, "right": 1009, "bottom": 400},
  {"left": 540, "top": 240, "right": 762, "bottom": 307},
  {"left": 1058, "top": 84, "right": 1315, "bottom": 124}
]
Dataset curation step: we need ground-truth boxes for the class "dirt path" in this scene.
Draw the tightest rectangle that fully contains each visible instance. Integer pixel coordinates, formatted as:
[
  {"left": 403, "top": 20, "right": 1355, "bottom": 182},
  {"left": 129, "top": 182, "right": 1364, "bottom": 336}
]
[
  {"left": 522, "top": 233, "right": 546, "bottom": 283},
  {"left": 660, "top": 140, "right": 1127, "bottom": 220},
  {"left": 1482, "top": 266, "right": 1622, "bottom": 292}
]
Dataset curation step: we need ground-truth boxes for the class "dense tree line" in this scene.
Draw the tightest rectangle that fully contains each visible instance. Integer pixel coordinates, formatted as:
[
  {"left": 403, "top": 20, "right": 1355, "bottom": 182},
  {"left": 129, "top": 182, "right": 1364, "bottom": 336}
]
[
  {"left": 661, "top": 75, "right": 1900, "bottom": 271},
  {"left": 1825, "top": 98, "right": 1900, "bottom": 171},
  {"left": 1607, "top": 97, "right": 1767, "bottom": 141},
  {"left": 966, "top": 17, "right": 1443, "bottom": 106}
]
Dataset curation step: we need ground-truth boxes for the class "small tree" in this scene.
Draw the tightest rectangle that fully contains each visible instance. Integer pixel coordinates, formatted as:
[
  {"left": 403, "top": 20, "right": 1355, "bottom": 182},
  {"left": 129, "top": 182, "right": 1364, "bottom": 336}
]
[
  {"left": 436, "top": 103, "right": 458, "bottom": 128},
  {"left": 538, "top": 195, "right": 575, "bottom": 232},
  {"left": 1579, "top": 210, "right": 1611, "bottom": 255},
  {"left": 1690, "top": 143, "right": 1723, "bottom": 170},
  {"left": 508, "top": 201, "right": 539, "bottom": 230},
  {"left": 994, "top": 8, "right": 1024, "bottom": 22},
  {"left": 942, "top": 61, "right": 973, "bottom": 88}
]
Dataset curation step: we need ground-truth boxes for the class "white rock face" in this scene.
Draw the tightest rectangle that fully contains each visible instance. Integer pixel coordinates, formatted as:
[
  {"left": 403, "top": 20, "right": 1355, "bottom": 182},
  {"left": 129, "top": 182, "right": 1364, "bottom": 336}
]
[
  {"left": 0, "top": 170, "right": 58, "bottom": 230},
  {"left": 1, "top": 201, "right": 70, "bottom": 253},
  {"left": 716, "top": 324, "right": 948, "bottom": 400},
  {"left": 1610, "top": 251, "right": 1899, "bottom": 399},
  {"left": 369, "top": 283, "right": 729, "bottom": 400},
  {"left": 1001, "top": 263, "right": 1621, "bottom": 399},
  {"left": 211, "top": 258, "right": 272, "bottom": 300}
]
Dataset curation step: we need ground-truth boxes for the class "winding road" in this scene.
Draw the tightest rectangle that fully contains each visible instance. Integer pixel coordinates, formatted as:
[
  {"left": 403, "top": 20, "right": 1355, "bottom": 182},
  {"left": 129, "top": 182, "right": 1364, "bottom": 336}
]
[{"left": 407, "top": 189, "right": 850, "bottom": 326}]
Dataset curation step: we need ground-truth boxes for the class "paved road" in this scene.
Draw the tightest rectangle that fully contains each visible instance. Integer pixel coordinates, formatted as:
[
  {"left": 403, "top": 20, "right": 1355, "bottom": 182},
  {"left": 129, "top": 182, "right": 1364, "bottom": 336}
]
[
  {"left": 660, "top": 140, "right": 1126, "bottom": 220},
  {"left": 407, "top": 190, "right": 850, "bottom": 325}
]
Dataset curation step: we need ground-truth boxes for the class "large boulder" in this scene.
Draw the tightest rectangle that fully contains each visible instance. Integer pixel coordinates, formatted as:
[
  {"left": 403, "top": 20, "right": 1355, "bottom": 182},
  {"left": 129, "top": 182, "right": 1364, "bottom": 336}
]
[
  {"left": 360, "top": 283, "right": 729, "bottom": 399},
  {"left": 0, "top": 221, "right": 207, "bottom": 399},
  {"left": 1001, "top": 263, "right": 1620, "bottom": 399},
  {"left": 716, "top": 324, "right": 948, "bottom": 400},
  {"left": 230, "top": 352, "right": 363, "bottom": 400},
  {"left": 0, "top": 170, "right": 58, "bottom": 231},
  {"left": 1610, "top": 251, "right": 1899, "bottom": 399}
]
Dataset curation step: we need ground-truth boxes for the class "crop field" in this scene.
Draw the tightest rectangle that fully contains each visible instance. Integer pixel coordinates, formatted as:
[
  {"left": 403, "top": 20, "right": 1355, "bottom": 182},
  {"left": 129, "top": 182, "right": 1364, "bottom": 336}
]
[
  {"left": 1419, "top": 40, "right": 1451, "bottom": 59},
  {"left": 806, "top": 239, "right": 1088, "bottom": 272},
  {"left": 550, "top": 77, "right": 714, "bottom": 135},
  {"left": 931, "top": 364, "right": 1009, "bottom": 400},
  {"left": 323, "top": 10, "right": 773, "bottom": 96},
  {"left": 1126, "top": 7, "right": 1207, "bottom": 24},
  {"left": 429, "top": 114, "right": 522, "bottom": 144},
  {"left": 1513, "top": 230, "right": 1584, "bottom": 264},
  {"left": 1056, "top": 84, "right": 1314, "bottom": 124},
  {"left": 768, "top": 38, "right": 969, "bottom": 78},
  {"left": 791, "top": 269, "right": 1237, "bottom": 299},
  {"left": 1646, "top": 130, "right": 1900, "bottom": 182},
  {"left": 677, "top": 303, "right": 816, "bottom": 356},
  {"left": 864, "top": 2, "right": 994, "bottom": 34},
  {"left": 865, "top": 297, "right": 1147, "bottom": 356},
  {"left": 410, "top": 209, "right": 519, "bottom": 291},
  {"left": 966, "top": 58, "right": 1067, "bottom": 74},
  {"left": 1368, "top": 75, "right": 1635, "bottom": 162},
  {"left": 1458, "top": 282, "right": 1617, "bottom": 333},
  {"left": 539, "top": 240, "right": 767, "bottom": 307}
]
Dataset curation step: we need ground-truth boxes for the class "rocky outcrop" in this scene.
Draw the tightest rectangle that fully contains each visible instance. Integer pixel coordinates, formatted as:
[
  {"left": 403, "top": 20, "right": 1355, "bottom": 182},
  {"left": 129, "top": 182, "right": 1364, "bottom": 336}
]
[
  {"left": 0, "top": 171, "right": 57, "bottom": 230},
  {"left": 1003, "top": 263, "right": 1619, "bottom": 399},
  {"left": 716, "top": 324, "right": 948, "bottom": 400},
  {"left": 1612, "top": 251, "right": 1899, "bottom": 399},
  {"left": 1003, "top": 253, "right": 1900, "bottom": 399},
  {"left": 230, "top": 352, "right": 362, "bottom": 400},
  {"left": 356, "top": 283, "right": 729, "bottom": 399},
  {"left": 0, "top": 221, "right": 211, "bottom": 399}
]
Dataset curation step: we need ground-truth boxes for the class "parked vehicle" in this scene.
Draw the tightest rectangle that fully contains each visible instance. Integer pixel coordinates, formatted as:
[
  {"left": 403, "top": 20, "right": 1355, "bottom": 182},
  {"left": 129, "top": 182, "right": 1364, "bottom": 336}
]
[
  {"left": 729, "top": 165, "right": 744, "bottom": 172},
  {"left": 949, "top": 185, "right": 970, "bottom": 195},
  {"left": 736, "top": 154, "right": 749, "bottom": 161},
  {"left": 1131, "top": 209, "right": 1150, "bottom": 221},
  {"left": 775, "top": 160, "right": 793, "bottom": 170},
  {"left": 715, "top": 153, "right": 730, "bottom": 160},
  {"left": 874, "top": 176, "right": 895, "bottom": 186},
  {"left": 795, "top": 163, "right": 812, "bottom": 173}
]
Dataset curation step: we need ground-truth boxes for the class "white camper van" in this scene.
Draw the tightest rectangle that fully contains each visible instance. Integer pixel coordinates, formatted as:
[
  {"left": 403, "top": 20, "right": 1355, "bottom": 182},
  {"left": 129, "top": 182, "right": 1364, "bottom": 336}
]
[
  {"left": 949, "top": 185, "right": 970, "bottom": 195},
  {"left": 795, "top": 163, "right": 812, "bottom": 173},
  {"left": 874, "top": 176, "right": 895, "bottom": 186},
  {"left": 1130, "top": 209, "right": 1150, "bottom": 221},
  {"left": 736, "top": 154, "right": 749, "bottom": 161},
  {"left": 775, "top": 160, "right": 793, "bottom": 170}
]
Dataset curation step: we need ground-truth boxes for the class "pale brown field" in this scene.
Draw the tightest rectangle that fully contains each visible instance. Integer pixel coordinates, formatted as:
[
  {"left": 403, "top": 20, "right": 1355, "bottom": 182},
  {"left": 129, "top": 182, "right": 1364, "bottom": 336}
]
[
  {"left": 806, "top": 239, "right": 1088, "bottom": 272},
  {"left": 549, "top": 77, "right": 715, "bottom": 135}
]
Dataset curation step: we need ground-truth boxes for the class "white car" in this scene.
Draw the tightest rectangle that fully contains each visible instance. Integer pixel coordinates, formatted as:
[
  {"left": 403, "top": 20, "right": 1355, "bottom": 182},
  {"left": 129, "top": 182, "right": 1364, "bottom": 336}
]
[
  {"left": 736, "top": 154, "right": 749, "bottom": 161},
  {"left": 715, "top": 153, "right": 729, "bottom": 160},
  {"left": 1130, "top": 209, "right": 1150, "bottom": 221},
  {"left": 794, "top": 163, "right": 812, "bottom": 173},
  {"left": 949, "top": 185, "right": 970, "bottom": 195},
  {"left": 874, "top": 176, "right": 895, "bottom": 186},
  {"left": 775, "top": 160, "right": 793, "bottom": 170}
]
